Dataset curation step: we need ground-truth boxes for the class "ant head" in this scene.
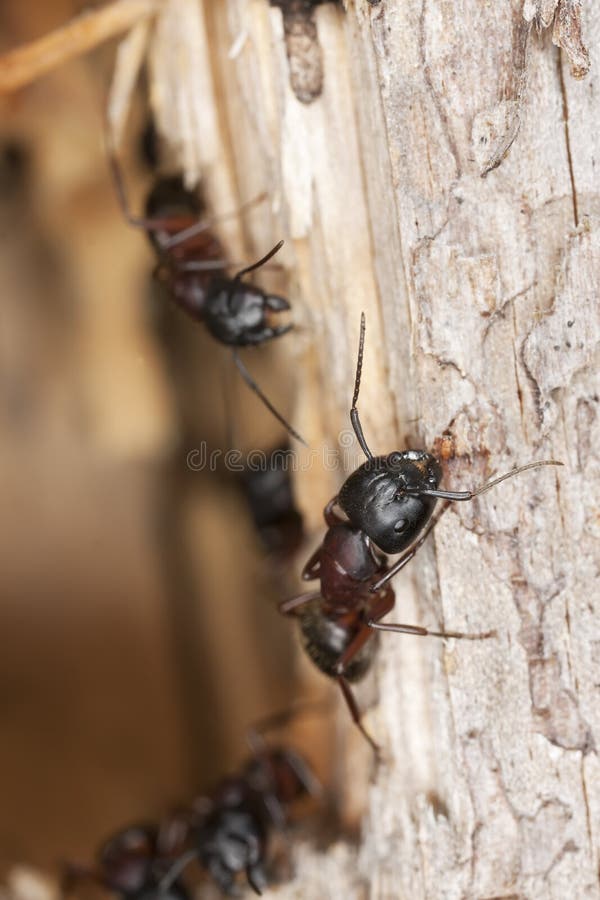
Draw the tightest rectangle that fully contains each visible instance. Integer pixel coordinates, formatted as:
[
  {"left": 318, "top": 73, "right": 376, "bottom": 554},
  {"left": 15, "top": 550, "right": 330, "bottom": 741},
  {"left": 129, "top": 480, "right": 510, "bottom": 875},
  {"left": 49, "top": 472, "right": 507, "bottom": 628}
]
[
  {"left": 98, "top": 825, "right": 156, "bottom": 894},
  {"left": 204, "top": 280, "right": 289, "bottom": 346},
  {"left": 338, "top": 450, "right": 442, "bottom": 554}
]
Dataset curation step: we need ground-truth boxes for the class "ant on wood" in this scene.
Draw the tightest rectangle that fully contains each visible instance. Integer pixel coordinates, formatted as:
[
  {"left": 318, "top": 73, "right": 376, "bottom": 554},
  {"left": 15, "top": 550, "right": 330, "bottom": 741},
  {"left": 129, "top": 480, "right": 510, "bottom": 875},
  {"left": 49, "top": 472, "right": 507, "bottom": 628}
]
[
  {"left": 281, "top": 313, "right": 562, "bottom": 753},
  {"left": 239, "top": 442, "right": 305, "bottom": 562},
  {"left": 160, "top": 710, "right": 320, "bottom": 896},
  {"left": 107, "top": 152, "right": 305, "bottom": 444},
  {"left": 62, "top": 822, "right": 189, "bottom": 899}
]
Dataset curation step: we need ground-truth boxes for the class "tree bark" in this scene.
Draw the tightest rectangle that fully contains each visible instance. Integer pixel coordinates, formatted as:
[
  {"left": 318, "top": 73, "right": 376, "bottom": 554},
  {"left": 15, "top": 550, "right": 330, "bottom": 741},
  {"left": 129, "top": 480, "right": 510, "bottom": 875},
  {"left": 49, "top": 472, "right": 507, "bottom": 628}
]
[{"left": 143, "top": 1, "right": 600, "bottom": 897}]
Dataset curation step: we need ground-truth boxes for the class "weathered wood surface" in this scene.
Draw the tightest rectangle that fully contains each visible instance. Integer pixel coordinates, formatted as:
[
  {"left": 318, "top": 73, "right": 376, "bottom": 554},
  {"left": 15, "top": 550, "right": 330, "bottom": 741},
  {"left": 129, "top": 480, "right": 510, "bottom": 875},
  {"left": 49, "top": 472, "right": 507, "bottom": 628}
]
[
  {"left": 1, "top": 0, "right": 597, "bottom": 896},
  {"left": 143, "top": 1, "right": 600, "bottom": 897}
]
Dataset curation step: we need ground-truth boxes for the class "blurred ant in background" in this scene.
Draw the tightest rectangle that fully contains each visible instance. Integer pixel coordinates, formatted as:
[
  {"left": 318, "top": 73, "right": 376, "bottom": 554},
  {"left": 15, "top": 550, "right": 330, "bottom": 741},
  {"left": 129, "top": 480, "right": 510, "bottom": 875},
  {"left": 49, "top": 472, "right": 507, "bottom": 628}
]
[
  {"left": 63, "top": 723, "right": 319, "bottom": 898},
  {"left": 62, "top": 822, "right": 189, "bottom": 899},
  {"left": 281, "top": 314, "right": 562, "bottom": 753},
  {"left": 107, "top": 144, "right": 304, "bottom": 444},
  {"left": 160, "top": 709, "right": 321, "bottom": 896},
  {"left": 238, "top": 443, "right": 305, "bottom": 563}
]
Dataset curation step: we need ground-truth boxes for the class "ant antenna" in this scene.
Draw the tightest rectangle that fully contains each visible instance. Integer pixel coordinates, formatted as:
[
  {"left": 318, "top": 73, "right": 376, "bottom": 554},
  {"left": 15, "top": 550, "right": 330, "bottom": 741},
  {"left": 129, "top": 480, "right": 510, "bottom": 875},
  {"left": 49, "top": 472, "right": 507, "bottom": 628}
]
[
  {"left": 350, "top": 312, "right": 374, "bottom": 461},
  {"left": 233, "top": 240, "right": 284, "bottom": 282},
  {"left": 232, "top": 351, "right": 307, "bottom": 446},
  {"left": 410, "top": 459, "right": 564, "bottom": 501}
]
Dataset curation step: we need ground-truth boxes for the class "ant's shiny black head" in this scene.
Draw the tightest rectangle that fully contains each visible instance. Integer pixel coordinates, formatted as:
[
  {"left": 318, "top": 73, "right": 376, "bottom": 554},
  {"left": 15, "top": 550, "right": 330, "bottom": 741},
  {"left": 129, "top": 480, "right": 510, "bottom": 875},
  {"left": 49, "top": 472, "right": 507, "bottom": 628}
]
[
  {"left": 203, "top": 278, "right": 290, "bottom": 347},
  {"left": 340, "top": 316, "right": 444, "bottom": 553},
  {"left": 338, "top": 450, "right": 442, "bottom": 554},
  {"left": 341, "top": 315, "right": 563, "bottom": 557}
]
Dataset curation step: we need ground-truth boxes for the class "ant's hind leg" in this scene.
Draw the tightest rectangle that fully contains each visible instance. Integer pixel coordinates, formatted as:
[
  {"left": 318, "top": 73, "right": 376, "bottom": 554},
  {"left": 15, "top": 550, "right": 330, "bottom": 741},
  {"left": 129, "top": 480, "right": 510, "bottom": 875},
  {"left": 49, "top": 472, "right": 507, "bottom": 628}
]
[
  {"left": 368, "top": 618, "right": 496, "bottom": 641},
  {"left": 279, "top": 591, "right": 320, "bottom": 616},
  {"left": 337, "top": 676, "right": 380, "bottom": 758}
]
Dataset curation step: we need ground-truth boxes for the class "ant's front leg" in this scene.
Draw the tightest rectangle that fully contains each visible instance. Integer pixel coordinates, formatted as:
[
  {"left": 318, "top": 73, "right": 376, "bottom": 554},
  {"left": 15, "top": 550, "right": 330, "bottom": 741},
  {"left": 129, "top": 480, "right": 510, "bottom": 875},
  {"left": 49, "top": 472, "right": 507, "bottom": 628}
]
[
  {"left": 301, "top": 546, "right": 321, "bottom": 581},
  {"left": 331, "top": 598, "right": 394, "bottom": 757},
  {"left": 323, "top": 497, "right": 347, "bottom": 528}
]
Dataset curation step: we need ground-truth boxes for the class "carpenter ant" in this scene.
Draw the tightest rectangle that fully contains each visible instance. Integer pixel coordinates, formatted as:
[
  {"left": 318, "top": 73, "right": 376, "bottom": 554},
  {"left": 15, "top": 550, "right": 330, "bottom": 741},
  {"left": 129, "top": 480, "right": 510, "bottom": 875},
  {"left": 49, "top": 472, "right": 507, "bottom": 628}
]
[
  {"left": 62, "top": 822, "right": 189, "bottom": 899},
  {"left": 160, "top": 721, "right": 319, "bottom": 896},
  {"left": 108, "top": 155, "right": 305, "bottom": 444},
  {"left": 337, "top": 313, "right": 563, "bottom": 591},
  {"left": 279, "top": 498, "right": 476, "bottom": 753},
  {"left": 239, "top": 443, "right": 304, "bottom": 561},
  {"left": 281, "top": 316, "right": 562, "bottom": 752}
]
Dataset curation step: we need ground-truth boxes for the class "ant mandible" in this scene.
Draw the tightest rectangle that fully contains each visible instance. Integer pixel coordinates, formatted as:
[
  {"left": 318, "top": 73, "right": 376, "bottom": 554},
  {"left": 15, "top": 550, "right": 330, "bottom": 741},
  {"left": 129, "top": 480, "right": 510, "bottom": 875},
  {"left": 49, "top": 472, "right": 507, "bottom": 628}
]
[
  {"left": 62, "top": 822, "right": 189, "bottom": 899},
  {"left": 108, "top": 154, "right": 305, "bottom": 444},
  {"left": 159, "top": 714, "right": 320, "bottom": 896},
  {"left": 281, "top": 315, "right": 562, "bottom": 753},
  {"left": 336, "top": 313, "right": 563, "bottom": 592}
]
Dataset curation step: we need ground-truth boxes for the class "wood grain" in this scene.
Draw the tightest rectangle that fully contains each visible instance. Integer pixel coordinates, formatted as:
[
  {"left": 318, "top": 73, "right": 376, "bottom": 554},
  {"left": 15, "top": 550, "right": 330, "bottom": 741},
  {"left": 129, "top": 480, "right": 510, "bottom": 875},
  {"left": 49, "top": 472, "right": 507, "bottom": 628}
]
[{"left": 146, "top": 0, "right": 599, "bottom": 896}]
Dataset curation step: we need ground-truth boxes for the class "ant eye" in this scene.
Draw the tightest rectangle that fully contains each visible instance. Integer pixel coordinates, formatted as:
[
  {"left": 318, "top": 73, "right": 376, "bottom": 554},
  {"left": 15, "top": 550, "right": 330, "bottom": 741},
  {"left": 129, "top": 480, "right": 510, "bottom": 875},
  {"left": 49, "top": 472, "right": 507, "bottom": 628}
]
[
  {"left": 394, "top": 519, "right": 408, "bottom": 533},
  {"left": 387, "top": 452, "right": 403, "bottom": 468}
]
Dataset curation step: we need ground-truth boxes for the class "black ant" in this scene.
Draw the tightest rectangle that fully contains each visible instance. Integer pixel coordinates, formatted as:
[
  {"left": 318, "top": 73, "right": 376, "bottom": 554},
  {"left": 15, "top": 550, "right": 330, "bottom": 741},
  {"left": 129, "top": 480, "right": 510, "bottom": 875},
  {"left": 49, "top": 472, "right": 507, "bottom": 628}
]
[
  {"left": 62, "top": 822, "right": 189, "bottom": 899},
  {"left": 160, "top": 715, "right": 320, "bottom": 896},
  {"left": 239, "top": 443, "right": 304, "bottom": 561},
  {"left": 280, "top": 315, "right": 562, "bottom": 753},
  {"left": 108, "top": 154, "right": 305, "bottom": 444},
  {"left": 337, "top": 313, "right": 563, "bottom": 591}
]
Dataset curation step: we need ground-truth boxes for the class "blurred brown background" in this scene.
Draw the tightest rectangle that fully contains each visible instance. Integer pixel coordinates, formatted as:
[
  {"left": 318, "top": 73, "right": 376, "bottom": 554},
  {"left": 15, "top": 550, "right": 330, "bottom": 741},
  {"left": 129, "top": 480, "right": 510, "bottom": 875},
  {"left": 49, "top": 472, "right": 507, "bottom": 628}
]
[{"left": 0, "top": 0, "right": 323, "bottom": 876}]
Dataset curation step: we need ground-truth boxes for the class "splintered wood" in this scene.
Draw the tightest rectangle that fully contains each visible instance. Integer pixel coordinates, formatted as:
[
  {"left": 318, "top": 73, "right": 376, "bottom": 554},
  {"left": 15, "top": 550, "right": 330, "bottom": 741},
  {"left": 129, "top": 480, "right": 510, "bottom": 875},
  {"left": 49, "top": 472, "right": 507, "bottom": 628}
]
[
  {"left": 145, "top": 2, "right": 598, "bottom": 897},
  {"left": 0, "top": 1, "right": 596, "bottom": 897}
]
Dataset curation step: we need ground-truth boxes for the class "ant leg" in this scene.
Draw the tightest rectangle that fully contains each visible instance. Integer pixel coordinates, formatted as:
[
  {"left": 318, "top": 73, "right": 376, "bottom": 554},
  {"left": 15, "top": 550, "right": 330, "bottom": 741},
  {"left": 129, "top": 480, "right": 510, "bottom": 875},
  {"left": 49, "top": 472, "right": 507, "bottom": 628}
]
[
  {"left": 158, "top": 850, "right": 198, "bottom": 895},
  {"left": 332, "top": 613, "right": 392, "bottom": 756},
  {"left": 301, "top": 547, "right": 321, "bottom": 580},
  {"left": 232, "top": 351, "right": 307, "bottom": 447},
  {"left": 323, "top": 497, "right": 347, "bottom": 528},
  {"left": 156, "top": 812, "right": 191, "bottom": 858},
  {"left": 279, "top": 591, "right": 320, "bottom": 615},
  {"left": 246, "top": 704, "right": 325, "bottom": 799},
  {"left": 162, "top": 192, "right": 268, "bottom": 251},
  {"left": 108, "top": 148, "right": 268, "bottom": 249},
  {"left": 246, "top": 862, "right": 268, "bottom": 896},
  {"left": 370, "top": 501, "right": 452, "bottom": 593},
  {"left": 107, "top": 150, "right": 189, "bottom": 233},
  {"left": 367, "top": 587, "right": 495, "bottom": 640},
  {"left": 368, "top": 619, "right": 496, "bottom": 640},
  {"left": 333, "top": 590, "right": 394, "bottom": 679},
  {"left": 337, "top": 675, "right": 380, "bottom": 757},
  {"left": 366, "top": 582, "right": 494, "bottom": 639}
]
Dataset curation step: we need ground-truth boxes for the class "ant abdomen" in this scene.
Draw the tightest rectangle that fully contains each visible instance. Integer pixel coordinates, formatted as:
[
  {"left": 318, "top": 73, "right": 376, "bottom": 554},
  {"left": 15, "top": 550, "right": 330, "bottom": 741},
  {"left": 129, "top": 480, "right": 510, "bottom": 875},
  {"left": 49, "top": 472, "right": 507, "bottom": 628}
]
[{"left": 298, "top": 600, "right": 378, "bottom": 681}]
